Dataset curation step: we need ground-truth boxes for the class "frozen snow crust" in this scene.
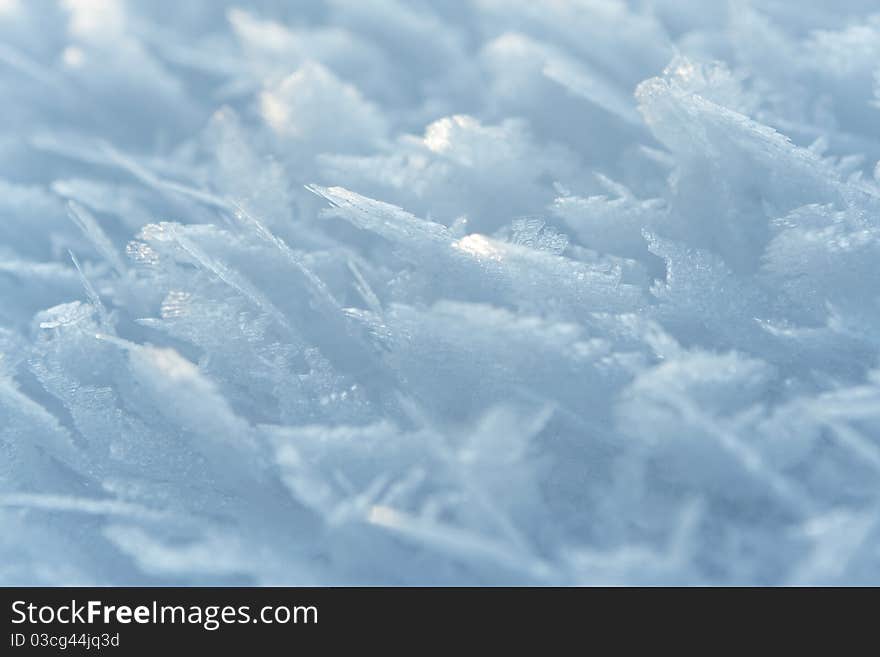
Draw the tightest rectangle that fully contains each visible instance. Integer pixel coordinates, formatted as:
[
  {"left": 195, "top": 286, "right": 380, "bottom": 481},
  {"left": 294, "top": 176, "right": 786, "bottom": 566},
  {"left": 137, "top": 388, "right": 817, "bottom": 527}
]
[{"left": 2, "top": 0, "right": 880, "bottom": 584}]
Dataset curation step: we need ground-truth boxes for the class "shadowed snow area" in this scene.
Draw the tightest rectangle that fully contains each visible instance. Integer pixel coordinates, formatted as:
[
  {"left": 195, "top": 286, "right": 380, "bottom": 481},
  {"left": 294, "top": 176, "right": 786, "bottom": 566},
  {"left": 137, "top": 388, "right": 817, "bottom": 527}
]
[{"left": 2, "top": 0, "right": 880, "bottom": 585}]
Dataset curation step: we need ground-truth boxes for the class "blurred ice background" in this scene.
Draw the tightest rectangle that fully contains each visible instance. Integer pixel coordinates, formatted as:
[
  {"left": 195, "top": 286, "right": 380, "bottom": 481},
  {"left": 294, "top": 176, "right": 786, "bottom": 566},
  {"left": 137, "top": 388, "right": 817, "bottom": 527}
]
[{"left": 2, "top": 0, "right": 880, "bottom": 584}]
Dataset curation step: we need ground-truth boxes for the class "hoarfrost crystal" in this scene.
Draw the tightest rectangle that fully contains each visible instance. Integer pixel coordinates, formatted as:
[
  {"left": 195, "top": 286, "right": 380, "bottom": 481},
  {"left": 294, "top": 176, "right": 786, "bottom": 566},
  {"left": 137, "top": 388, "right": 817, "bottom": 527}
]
[{"left": 1, "top": 0, "right": 879, "bottom": 585}]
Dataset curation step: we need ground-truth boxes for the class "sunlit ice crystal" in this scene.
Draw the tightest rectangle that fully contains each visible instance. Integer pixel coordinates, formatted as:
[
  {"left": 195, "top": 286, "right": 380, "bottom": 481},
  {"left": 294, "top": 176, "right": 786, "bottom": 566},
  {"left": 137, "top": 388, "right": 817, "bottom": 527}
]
[{"left": 1, "top": 0, "right": 880, "bottom": 586}]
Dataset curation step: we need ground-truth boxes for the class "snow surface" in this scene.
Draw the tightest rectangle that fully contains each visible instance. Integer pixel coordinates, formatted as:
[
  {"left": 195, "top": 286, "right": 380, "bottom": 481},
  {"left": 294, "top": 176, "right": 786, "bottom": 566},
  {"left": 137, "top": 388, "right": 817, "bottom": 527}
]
[{"left": 2, "top": 0, "right": 880, "bottom": 585}]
